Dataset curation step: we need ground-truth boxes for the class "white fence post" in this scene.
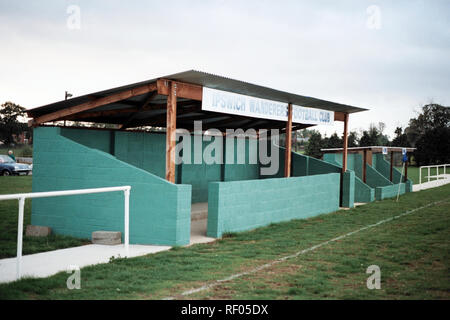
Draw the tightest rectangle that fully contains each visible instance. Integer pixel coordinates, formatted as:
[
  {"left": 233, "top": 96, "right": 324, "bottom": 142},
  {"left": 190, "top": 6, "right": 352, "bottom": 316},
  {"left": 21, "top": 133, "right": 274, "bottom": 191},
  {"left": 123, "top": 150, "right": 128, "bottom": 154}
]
[
  {"left": 16, "top": 197, "right": 25, "bottom": 279},
  {"left": 0, "top": 186, "right": 131, "bottom": 281},
  {"left": 419, "top": 164, "right": 450, "bottom": 190},
  {"left": 124, "top": 187, "right": 130, "bottom": 257}
]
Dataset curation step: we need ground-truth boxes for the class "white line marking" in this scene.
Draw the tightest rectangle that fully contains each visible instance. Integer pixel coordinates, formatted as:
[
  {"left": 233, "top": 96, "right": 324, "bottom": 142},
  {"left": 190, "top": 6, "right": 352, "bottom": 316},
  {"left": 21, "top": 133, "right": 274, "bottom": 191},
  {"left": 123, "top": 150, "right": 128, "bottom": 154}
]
[{"left": 165, "top": 199, "right": 448, "bottom": 299}]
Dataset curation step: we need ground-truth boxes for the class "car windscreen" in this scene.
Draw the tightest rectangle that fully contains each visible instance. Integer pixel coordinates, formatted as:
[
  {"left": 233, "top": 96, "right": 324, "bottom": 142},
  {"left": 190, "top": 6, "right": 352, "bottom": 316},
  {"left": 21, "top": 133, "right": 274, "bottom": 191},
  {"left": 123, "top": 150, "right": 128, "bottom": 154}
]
[{"left": 0, "top": 155, "right": 15, "bottom": 163}]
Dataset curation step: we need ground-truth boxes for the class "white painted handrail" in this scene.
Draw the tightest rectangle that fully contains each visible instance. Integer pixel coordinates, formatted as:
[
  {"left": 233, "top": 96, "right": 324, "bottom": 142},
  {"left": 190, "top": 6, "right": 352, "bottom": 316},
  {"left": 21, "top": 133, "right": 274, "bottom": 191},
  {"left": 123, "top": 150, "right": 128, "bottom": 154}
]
[
  {"left": 0, "top": 186, "right": 131, "bottom": 280},
  {"left": 419, "top": 164, "right": 449, "bottom": 190}
]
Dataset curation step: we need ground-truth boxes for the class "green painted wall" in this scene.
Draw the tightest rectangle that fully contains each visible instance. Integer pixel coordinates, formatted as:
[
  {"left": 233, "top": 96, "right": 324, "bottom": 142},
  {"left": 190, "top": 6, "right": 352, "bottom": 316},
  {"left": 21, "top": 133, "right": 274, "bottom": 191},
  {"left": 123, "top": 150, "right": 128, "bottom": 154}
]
[
  {"left": 223, "top": 137, "right": 260, "bottom": 182},
  {"left": 181, "top": 136, "right": 222, "bottom": 203},
  {"left": 365, "top": 164, "right": 392, "bottom": 188},
  {"left": 31, "top": 127, "right": 191, "bottom": 246},
  {"left": 274, "top": 147, "right": 340, "bottom": 178},
  {"left": 58, "top": 128, "right": 260, "bottom": 203},
  {"left": 342, "top": 170, "right": 355, "bottom": 208},
  {"left": 61, "top": 128, "right": 112, "bottom": 154},
  {"left": 207, "top": 173, "right": 340, "bottom": 238},
  {"left": 375, "top": 183, "right": 406, "bottom": 200},
  {"left": 324, "top": 152, "right": 376, "bottom": 203},
  {"left": 323, "top": 153, "right": 363, "bottom": 179},
  {"left": 114, "top": 131, "right": 166, "bottom": 178},
  {"left": 372, "top": 154, "right": 413, "bottom": 192},
  {"left": 354, "top": 176, "right": 375, "bottom": 202},
  {"left": 365, "top": 161, "right": 406, "bottom": 200}
]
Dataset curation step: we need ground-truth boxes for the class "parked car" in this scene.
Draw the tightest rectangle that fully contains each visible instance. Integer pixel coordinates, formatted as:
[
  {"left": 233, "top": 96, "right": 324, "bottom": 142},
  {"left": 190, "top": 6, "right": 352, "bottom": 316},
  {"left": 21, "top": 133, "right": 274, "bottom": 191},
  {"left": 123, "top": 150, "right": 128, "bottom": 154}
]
[{"left": 0, "top": 155, "right": 32, "bottom": 176}]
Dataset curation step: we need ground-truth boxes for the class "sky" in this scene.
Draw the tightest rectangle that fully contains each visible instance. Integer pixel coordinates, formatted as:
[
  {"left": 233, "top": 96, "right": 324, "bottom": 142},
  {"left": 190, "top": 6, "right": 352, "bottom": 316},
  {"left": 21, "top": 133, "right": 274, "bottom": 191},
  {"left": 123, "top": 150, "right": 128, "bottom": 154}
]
[{"left": 0, "top": 0, "right": 449, "bottom": 138}]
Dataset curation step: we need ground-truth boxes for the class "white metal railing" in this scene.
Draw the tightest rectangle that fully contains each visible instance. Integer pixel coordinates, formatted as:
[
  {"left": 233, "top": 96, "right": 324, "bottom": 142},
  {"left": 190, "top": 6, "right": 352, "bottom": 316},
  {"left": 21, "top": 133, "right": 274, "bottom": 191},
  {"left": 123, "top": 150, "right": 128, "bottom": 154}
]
[
  {"left": 419, "top": 164, "right": 450, "bottom": 190},
  {"left": 0, "top": 186, "right": 131, "bottom": 280}
]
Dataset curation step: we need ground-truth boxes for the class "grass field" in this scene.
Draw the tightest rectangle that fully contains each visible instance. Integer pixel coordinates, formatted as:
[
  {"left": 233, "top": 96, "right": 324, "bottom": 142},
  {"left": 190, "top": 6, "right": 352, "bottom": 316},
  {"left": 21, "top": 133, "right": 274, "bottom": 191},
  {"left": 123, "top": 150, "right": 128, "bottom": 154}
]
[
  {"left": 0, "top": 176, "right": 88, "bottom": 258},
  {"left": 0, "top": 179, "right": 448, "bottom": 300}
]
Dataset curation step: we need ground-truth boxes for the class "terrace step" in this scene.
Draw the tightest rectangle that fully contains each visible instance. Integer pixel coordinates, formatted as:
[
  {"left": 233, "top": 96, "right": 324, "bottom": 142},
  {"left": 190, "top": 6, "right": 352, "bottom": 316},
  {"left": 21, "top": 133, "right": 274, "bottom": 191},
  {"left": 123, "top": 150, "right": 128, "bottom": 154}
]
[
  {"left": 191, "top": 202, "right": 208, "bottom": 221},
  {"left": 92, "top": 231, "right": 122, "bottom": 245},
  {"left": 26, "top": 225, "right": 52, "bottom": 237}
]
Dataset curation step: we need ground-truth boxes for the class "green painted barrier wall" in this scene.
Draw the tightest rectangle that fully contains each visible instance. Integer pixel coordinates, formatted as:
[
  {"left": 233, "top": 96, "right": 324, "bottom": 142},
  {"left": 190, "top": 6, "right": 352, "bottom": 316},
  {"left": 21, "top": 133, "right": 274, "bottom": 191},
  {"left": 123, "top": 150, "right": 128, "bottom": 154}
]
[
  {"left": 32, "top": 127, "right": 191, "bottom": 245},
  {"left": 323, "top": 153, "right": 363, "bottom": 179},
  {"left": 207, "top": 173, "right": 340, "bottom": 238},
  {"left": 342, "top": 171, "right": 355, "bottom": 208},
  {"left": 365, "top": 164, "right": 392, "bottom": 188},
  {"left": 323, "top": 152, "right": 376, "bottom": 203},
  {"left": 61, "top": 128, "right": 112, "bottom": 154},
  {"left": 181, "top": 136, "right": 222, "bottom": 203},
  {"left": 372, "top": 154, "right": 413, "bottom": 192},
  {"left": 223, "top": 137, "right": 260, "bottom": 182},
  {"left": 114, "top": 131, "right": 166, "bottom": 179},
  {"left": 59, "top": 128, "right": 260, "bottom": 203},
  {"left": 375, "top": 183, "right": 406, "bottom": 200},
  {"left": 355, "top": 176, "right": 375, "bottom": 202},
  {"left": 366, "top": 162, "right": 406, "bottom": 200}
]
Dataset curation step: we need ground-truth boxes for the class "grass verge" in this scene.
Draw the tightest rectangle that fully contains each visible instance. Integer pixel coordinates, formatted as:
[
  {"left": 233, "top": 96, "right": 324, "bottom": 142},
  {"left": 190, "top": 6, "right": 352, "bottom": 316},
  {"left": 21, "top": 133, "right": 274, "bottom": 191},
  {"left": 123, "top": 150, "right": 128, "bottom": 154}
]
[{"left": 0, "top": 183, "right": 448, "bottom": 299}]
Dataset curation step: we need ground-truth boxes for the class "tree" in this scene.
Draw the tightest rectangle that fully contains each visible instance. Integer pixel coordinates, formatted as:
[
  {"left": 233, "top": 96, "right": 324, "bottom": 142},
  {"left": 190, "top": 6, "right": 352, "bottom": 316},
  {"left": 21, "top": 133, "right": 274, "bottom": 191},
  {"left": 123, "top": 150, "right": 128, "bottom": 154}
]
[
  {"left": 359, "top": 122, "right": 389, "bottom": 147},
  {"left": 305, "top": 130, "right": 323, "bottom": 159},
  {"left": 406, "top": 103, "right": 450, "bottom": 147},
  {"left": 391, "top": 127, "right": 409, "bottom": 147},
  {"left": 324, "top": 133, "right": 342, "bottom": 148},
  {"left": 347, "top": 131, "right": 358, "bottom": 147},
  {"left": 407, "top": 103, "right": 450, "bottom": 165},
  {"left": 0, "top": 101, "right": 27, "bottom": 145},
  {"left": 414, "top": 127, "right": 450, "bottom": 165}
]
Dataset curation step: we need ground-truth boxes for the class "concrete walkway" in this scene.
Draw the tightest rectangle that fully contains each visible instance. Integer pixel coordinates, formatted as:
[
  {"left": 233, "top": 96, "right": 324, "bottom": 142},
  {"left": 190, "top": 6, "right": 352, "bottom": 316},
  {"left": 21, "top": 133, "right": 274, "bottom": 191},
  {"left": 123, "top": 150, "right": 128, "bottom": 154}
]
[
  {"left": 0, "top": 202, "right": 216, "bottom": 284},
  {"left": 0, "top": 244, "right": 170, "bottom": 284},
  {"left": 413, "top": 176, "right": 450, "bottom": 192}
]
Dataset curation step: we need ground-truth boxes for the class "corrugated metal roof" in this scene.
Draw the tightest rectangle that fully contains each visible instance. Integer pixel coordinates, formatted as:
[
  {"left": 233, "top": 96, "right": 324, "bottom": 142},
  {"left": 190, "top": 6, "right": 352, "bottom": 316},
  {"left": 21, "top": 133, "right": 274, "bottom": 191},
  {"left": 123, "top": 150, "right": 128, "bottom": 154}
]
[
  {"left": 164, "top": 70, "right": 367, "bottom": 114},
  {"left": 27, "top": 70, "right": 367, "bottom": 118}
]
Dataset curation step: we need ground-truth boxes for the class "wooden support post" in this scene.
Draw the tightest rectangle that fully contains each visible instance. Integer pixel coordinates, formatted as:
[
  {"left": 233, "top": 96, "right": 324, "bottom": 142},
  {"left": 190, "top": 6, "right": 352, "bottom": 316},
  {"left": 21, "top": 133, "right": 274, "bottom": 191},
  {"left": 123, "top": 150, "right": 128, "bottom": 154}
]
[
  {"left": 363, "top": 149, "right": 367, "bottom": 183},
  {"left": 404, "top": 159, "right": 408, "bottom": 182},
  {"left": 284, "top": 103, "right": 293, "bottom": 177},
  {"left": 340, "top": 113, "right": 349, "bottom": 207},
  {"left": 342, "top": 113, "right": 349, "bottom": 173},
  {"left": 390, "top": 151, "right": 394, "bottom": 182},
  {"left": 165, "top": 81, "right": 177, "bottom": 183}
]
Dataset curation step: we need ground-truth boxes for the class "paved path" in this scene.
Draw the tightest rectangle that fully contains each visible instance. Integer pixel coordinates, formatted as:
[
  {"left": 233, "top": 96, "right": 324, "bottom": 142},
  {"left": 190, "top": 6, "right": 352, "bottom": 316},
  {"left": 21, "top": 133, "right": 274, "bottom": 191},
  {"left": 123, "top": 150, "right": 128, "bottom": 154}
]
[
  {"left": 0, "top": 244, "right": 171, "bottom": 284},
  {"left": 0, "top": 217, "right": 215, "bottom": 284},
  {"left": 413, "top": 177, "right": 450, "bottom": 192}
]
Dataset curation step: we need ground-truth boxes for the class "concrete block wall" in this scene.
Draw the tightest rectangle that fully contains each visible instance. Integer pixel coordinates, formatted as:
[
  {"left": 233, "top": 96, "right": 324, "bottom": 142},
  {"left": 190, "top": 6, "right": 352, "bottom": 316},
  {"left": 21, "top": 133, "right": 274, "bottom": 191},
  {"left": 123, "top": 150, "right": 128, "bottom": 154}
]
[
  {"left": 323, "top": 153, "right": 375, "bottom": 203},
  {"left": 32, "top": 127, "right": 191, "bottom": 246},
  {"left": 60, "top": 127, "right": 260, "bottom": 203},
  {"left": 365, "top": 164, "right": 393, "bottom": 188},
  {"left": 354, "top": 176, "right": 375, "bottom": 202},
  {"left": 366, "top": 164, "right": 407, "bottom": 200},
  {"left": 324, "top": 153, "right": 363, "bottom": 179},
  {"left": 372, "top": 154, "right": 413, "bottom": 193},
  {"left": 342, "top": 171, "right": 355, "bottom": 208},
  {"left": 323, "top": 152, "right": 410, "bottom": 202},
  {"left": 207, "top": 173, "right": 340, "bottom": 238},
  {"left": 375, "top": 183, "right": 406, "bottom": 200}
]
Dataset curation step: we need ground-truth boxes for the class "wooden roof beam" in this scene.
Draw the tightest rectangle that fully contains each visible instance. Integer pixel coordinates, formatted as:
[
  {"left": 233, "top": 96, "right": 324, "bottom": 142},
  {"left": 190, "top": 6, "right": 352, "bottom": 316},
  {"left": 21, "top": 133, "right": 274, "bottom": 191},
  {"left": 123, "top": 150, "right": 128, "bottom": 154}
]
[
  {"left": 334, "top": 111, "right": 347, "bottom": 122},
  {"left": 119, "top": 91, "right": 159, "bottom": 130},
  {"left": 157, "top": 79, "right": 203, "bottom": 101},
  {"left": 29, "top": 83, "right": 157, "bottom": 126}
]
